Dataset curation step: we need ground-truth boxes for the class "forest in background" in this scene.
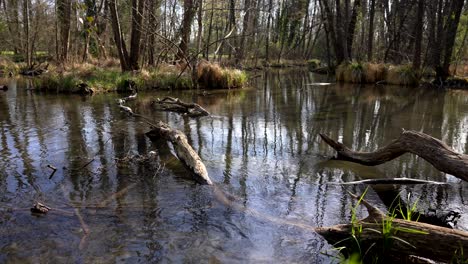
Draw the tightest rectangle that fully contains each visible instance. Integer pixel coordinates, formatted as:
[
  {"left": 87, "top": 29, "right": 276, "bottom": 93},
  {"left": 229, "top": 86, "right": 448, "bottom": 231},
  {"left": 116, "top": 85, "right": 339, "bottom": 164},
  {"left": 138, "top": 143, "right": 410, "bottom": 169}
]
[{"left": 0, "top": 0, "right": 466, "bottom": 76}]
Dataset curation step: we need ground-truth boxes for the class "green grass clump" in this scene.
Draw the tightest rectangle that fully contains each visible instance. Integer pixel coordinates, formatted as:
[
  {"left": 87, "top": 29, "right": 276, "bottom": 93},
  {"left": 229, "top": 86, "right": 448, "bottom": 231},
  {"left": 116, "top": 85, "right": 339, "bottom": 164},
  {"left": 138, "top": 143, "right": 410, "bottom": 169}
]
[
  {"left": 333, "top": 190, "right": 429, "bottom": 263},
  {"left": 307, "top": 59, "right": 321, "bottom": 69},
  {"left": 153, "top": 72, "right": 193, "bottom": 90},
  {"left": 336, "top": 61, "right": 364, "bottom": 83},
  {"left": 385, "top": 65, "right": 419, "bottom": 86},
  {"left": 34, "top": 72, "right": 81, "bottom": 93},
  {"left": 0, "top": 56, "right": 19, "bottom": 75}
]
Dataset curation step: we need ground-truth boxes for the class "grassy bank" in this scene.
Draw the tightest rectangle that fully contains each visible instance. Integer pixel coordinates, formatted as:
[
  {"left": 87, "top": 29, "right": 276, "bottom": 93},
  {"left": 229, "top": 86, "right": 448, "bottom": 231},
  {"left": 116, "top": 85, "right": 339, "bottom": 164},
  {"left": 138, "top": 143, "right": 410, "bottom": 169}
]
[
  {"left": 32, "top": 61, "right": 247, "bottom": 94},
  {"left": 0, "top": 57, "right": 20, "bottom": 76},
  {"left": 336, "top": 62, "right": 419, "bottom": 86}
]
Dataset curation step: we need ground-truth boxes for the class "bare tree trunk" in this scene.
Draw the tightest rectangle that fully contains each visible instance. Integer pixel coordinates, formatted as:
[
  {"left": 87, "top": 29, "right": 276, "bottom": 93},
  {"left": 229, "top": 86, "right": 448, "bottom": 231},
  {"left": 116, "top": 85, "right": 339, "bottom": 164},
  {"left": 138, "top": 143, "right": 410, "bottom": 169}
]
[
  {"left": 204, "top": 1, "right": 214, "bottom": 60},
  {"left": 335, "top": 0, "right": 348, "bottom": 61},
  {"left": 196, "top": 0, "right": 203, "bottom": 55},
  {"left": 236, "top": 0, "right": 252, "bottom": 64},
  {"left": 265, "top": 0, "right": 272, "bottom": 63},
  {"left": 108, "top": 0, "right": 130, "bottom": 71},
  {"left": 441, "top": 0, "right": 464, "bottom": 75},
  {"left": 147, "top": 0, "right": 156, "bottom": 65},
  {"left": 57, "top": 0, "right": 71, "bottom": 62},
  {"left": 177, "top": 0, "right": 197, "bottom": 61},
  {"left": 367, "top": 0, "right": 375, "bottom": 61},
  {"left": 320, "top": 0, "right": 342, "bottom": 65},
  {"left": 412, "top": 0, "right": 424, "bottom": 70},
  {"left": 129, "top": 0, "right": 144, "bottom": 70},
  {"left": 22, "top": 0, "right": 31, "bottom": 67},
  {"left": 2, "top": 0, "right": 22, "bottom": 54},
  {"left": 346, "top": 0, "right": 361, "bottom": 60},
  {"left": 227, "top": 0, "right": 235, "bottom": 59},
  {"left": 82, "top": 0, "right": 96, "bottom": 62}
]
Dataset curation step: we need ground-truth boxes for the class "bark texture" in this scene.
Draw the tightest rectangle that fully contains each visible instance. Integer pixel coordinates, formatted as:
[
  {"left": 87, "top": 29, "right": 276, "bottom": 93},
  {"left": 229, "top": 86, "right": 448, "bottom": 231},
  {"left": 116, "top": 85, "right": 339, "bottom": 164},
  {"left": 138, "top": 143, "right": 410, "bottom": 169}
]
[
  {"left": 320, "top": 130, "right": 468, "bottom": 182},
  {"left": 117, "top": 96, "right": 212, "bottom": 185},
  {"left": 316, "top": 193, "right": 468, "bottom": 263},
  {"left": 152, "top": 97, "right": 210, "bottom": 117}
]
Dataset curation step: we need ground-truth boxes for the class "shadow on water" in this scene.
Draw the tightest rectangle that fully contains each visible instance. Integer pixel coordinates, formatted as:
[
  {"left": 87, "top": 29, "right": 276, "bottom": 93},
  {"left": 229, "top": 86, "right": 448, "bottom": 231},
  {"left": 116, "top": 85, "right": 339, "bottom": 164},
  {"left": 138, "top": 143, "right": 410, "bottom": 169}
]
[{"left": 0, "top": 70, "right": 467, "bottom": 262}]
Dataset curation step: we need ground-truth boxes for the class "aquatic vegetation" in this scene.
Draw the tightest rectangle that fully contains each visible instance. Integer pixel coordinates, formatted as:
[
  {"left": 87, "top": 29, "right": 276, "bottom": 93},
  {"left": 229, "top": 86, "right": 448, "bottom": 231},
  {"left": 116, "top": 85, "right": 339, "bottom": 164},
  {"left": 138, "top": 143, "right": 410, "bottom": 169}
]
[{"left": 334, "top": 189, "right": 432, "bottom": 263}]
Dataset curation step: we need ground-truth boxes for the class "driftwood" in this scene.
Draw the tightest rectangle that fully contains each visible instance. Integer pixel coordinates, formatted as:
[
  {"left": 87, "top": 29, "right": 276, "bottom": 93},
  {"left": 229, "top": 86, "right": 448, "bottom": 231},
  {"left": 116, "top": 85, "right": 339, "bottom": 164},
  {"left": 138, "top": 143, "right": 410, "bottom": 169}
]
[
  {"left": 117, "top": 95, "right": 212, "bottom": 185},
  {"left": 20, "top": 63, "right": 49, "bottom": 76},
  {"left": 316, "top": 193, "right": 468, "bottom": 263},
  {"left": 30, "top": 202, "right": 51, "bottom": 214},
  {"left": 320, "top": 130, "right": 468, "bottom": 182},
  {"left": 152, "top": 96, "right": 210, "bottom": 117}
]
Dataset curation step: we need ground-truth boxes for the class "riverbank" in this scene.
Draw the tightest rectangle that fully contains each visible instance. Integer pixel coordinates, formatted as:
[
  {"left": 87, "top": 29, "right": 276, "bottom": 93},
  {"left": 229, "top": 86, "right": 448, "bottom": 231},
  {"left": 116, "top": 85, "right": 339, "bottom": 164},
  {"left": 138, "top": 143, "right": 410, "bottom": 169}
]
[
  {"left": 36, "top": 62, "right": 247, "bottom": 94},
  {"left": 0, "top": 58, "right": 248, "bottom": 94},
  {"left": 332, "top": 61, "right": 468, "bottom": 89}
]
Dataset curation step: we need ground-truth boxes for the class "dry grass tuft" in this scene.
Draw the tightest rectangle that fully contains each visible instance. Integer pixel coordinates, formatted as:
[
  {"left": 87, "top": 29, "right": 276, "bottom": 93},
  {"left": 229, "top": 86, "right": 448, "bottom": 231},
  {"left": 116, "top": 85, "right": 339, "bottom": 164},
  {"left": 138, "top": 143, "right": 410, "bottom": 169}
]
[
  {"left": 197, "top": 61, "right": 247, "bottom": 89},
  {"left": 386, "top": 65, "right": 418, "bottom": 86}
]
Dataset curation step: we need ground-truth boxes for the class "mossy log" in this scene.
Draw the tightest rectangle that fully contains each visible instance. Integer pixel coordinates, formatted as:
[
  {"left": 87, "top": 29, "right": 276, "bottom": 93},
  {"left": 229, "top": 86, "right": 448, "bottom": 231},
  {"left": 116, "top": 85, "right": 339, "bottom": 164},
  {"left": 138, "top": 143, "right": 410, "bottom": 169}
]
[
  {"left": 320, "top": 130, "right": 468, "bottom": 182},
  {"left": 152, "top": 96, "right": 209, "bottom": 117},
  {"left": 316, "top": 193, "right": 468, "bottom": 263},
  {"left": 117, "top": 96, "right": 212, "bottom": 185}
]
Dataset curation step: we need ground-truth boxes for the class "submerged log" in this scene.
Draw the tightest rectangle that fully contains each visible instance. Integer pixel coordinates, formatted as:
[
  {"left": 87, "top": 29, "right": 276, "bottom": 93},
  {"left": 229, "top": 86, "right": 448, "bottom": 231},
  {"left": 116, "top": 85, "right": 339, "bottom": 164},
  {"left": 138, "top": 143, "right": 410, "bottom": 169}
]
[
  {"left": 117, "top": 96, "right": 212, "bottom": 185},
  {"left": 316, "top": 193, "right": 468, "bottom": 263},
  {"left": 145, "top": 124, "right": 212, "bottom": 184},
  {"left": 151, "top": 96, "right": 210, "bottom": 117},
  {"left": 333, "top": 177, "right": 447, "bottom": 185},
  {"left": 320, "top": 130, "right": 468, "bottom": 182}
]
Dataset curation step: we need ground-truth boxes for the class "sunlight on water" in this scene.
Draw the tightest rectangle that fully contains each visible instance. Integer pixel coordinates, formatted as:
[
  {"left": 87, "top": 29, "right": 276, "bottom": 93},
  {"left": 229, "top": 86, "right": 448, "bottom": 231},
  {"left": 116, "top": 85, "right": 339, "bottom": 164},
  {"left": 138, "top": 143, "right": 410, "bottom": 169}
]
[{"left": 0, "top": 71, "right": 467, "bottom": 262}]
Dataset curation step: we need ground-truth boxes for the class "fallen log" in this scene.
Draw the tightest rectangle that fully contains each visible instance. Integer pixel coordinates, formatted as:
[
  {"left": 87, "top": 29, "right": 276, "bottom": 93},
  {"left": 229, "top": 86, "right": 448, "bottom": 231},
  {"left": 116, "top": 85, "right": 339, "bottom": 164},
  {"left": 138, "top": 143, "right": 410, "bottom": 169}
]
[
  {"left": 316, "top": 192, "right": 468, "bottom": 263},
  {"left": 151, "top": 96, "right": 210, "bottom": 117},
  {"left": 117, "top": 95, "right": 212, "bottom": 185},
  {"left": 320, "top": 130, "right": 468, "bottom": 182}
]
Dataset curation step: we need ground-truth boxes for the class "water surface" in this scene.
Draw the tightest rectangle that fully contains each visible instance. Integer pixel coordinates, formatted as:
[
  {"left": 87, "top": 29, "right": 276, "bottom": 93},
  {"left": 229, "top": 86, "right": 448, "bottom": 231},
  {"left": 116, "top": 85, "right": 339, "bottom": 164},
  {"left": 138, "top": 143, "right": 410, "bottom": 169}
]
[{"left": 0, "top": 70, "right": 467, "bottom": 263}]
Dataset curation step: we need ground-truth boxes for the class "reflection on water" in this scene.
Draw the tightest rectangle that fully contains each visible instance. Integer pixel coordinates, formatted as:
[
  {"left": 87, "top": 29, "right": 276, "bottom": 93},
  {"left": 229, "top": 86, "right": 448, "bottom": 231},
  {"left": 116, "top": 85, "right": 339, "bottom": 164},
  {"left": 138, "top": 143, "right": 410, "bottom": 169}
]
[{"left": 0, "top": 71, "right": 467, "bottom": 263}]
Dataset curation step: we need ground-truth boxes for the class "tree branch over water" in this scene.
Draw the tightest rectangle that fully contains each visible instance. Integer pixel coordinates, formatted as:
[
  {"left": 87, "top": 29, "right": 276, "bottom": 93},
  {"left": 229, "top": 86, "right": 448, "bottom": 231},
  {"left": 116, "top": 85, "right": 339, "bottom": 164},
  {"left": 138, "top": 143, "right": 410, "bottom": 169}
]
[{"left": 320, "top": 130, "right": 468, "bottom": 182}]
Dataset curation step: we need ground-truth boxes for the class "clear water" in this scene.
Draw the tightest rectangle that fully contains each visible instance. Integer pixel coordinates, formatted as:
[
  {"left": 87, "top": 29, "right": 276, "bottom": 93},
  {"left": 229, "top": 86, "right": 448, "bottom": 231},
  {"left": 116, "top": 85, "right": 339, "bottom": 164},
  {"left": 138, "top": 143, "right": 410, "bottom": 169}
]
[{"left": 0, "top": 70, "right": 467, "bottom": 263}]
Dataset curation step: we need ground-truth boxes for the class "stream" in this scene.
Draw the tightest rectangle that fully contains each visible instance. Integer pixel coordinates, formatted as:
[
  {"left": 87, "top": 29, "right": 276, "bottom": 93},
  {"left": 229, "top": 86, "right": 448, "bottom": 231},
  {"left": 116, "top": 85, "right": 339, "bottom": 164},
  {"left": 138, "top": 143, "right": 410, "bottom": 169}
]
[{"left": 0, "top": 69, "right": 467, "bottom": 263}]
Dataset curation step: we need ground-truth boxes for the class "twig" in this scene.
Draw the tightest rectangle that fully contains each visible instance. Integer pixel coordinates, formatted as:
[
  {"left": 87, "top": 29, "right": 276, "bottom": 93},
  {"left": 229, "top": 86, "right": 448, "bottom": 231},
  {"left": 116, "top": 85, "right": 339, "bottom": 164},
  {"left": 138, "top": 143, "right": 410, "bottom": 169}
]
[
  {"left": 60, "top": 184, "right": 90, "bottom": 249},
  {"left": 98, "top": 182, "right": 139, "bottom": 207},
  {"left": 47, "top": 164, "right": 57, "bottom": 179},
  {"left": 81, "top": 158, "right": 95, "bottom": 169}
]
